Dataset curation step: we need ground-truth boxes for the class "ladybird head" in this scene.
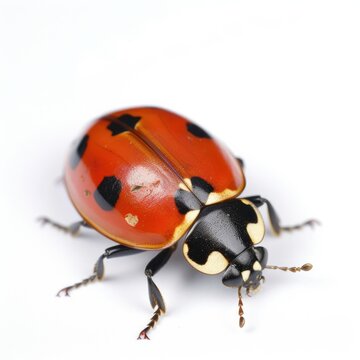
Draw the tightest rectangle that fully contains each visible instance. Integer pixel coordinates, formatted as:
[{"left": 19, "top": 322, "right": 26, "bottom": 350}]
[{"left": 222, "top": 246, "right": 268, "bottom": 292}]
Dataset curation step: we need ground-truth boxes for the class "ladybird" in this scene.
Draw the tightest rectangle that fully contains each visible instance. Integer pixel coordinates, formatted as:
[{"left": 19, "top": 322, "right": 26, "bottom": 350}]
[{"left": 40, "top": 107, "right": 318, "bottom": 339}]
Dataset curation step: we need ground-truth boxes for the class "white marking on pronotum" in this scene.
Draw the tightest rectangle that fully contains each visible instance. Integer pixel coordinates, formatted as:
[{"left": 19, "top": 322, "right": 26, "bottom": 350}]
[
  {"left": 241, "top": 199, "right": 265, "bottom": 245},
  {"left": 183, "top": 244, "right": 229, "bottom": 275}
]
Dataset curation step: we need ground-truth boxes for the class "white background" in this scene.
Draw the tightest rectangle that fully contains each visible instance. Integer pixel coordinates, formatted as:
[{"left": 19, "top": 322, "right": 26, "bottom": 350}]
[{"left": 1, "top": 1, "right": 359, "bottom": 359}]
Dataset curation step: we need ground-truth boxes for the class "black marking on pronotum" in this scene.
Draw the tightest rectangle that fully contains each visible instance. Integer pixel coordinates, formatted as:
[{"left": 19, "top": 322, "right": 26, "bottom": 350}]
[
  {"left": 191, "top": 177, "right": 214, "bottom": 204},
  {"left": 94, "top": 176, "right": 122, "bottom": 211},
  {"left": 174, "top": 189, "right": 201, "bottom": 215},
  {"left": 107, "top": 114, "right": 141, "bottom": 136},
  {"left": 187, "top": 123, "right": 211, "bottom": 139},
  {"left": 69, "top": 134, "right": 89, "bottom": 169},
  {"left": 184, "top": 199, "right": 259, "bottom": 265}
]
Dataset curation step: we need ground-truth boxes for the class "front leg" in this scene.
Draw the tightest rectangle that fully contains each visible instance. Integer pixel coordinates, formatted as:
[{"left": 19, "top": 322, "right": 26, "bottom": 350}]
[
  {"left": 137, "top": 244, "right": 177, "bottom": 340},
  {"left": 243, "top": 195, "right": 319, "bottom": 235}
]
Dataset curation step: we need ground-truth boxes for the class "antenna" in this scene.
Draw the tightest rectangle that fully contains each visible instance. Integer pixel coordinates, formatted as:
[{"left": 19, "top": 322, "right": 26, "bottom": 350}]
[
  {"left": 265, "top": 263, "right": 313, "bottom": 272},
  {"left": 238, "top": 286, "right": 245, "bottom": 328}
]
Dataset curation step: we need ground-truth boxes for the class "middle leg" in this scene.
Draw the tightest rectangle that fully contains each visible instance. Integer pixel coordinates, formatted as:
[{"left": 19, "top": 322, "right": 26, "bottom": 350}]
[
  {"left": 57, "top": 244, "right": 143, "bottom": 296},
  {"left": 38, "top": 217, "right": 92, "bottom": 236}
]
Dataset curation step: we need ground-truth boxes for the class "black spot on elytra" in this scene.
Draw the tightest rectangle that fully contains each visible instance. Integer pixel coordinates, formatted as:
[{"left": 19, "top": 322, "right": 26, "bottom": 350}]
[
  {"left": 94, "top": 176, "right": 122, "bottom": 211},
  {"left": 191, "top": 177, "right": 214, "bottom": 203},
  {"left": 174, "top": 189, "right": 201, "bottom": 215},
  {"left": 187, "top": 123, "right": 211, "bottom": 139},
  {"left": 107, "top": 114, "right": 141, "bottom": 136},
  {"left": 174, "top": 177, "right": 213, "bottom": 214},
  {"left": 69, "top": 134, "right": 89, "bottom": 169}
]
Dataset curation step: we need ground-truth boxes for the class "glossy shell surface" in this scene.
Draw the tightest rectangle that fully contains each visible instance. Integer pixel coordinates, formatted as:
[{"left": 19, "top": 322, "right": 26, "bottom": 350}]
[{"left": 65, "top": 107, "right": 245, "bottom": 249}]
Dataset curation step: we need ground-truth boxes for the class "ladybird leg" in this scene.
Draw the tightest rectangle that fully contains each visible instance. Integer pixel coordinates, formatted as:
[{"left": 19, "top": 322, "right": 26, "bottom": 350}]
[
  {"left": 137, "top": 244, "right": 177, "bottom": 340},
  {"left": 55, "top": 175, "right": 65, "bottom": 185},
  {"left": 236, "top": 157, "right": 245, "bottom": 169},
  {"left": 57, "top": 245, "right": 143, "bottom": 296},
  {"left": 38, "top": 217, "right": 92, "bottom": 236},
  {"left": 243, "top": 196, "right": 320, "bottom": 235}
]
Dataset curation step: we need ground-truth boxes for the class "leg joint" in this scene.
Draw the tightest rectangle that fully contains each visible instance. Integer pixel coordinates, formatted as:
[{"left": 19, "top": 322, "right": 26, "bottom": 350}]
[{"left": 145, "top": 269, "right": 153, "bottom": 277}]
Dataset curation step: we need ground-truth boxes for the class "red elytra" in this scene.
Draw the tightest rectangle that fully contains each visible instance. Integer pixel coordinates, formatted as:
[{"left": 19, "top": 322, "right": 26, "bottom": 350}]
[{"left": 64, "top": 107, "right": 245, "bottom": 250}]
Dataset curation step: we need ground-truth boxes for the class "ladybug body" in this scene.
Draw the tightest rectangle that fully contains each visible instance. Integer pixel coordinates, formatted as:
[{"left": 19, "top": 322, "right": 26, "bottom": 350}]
[
  {"left": 65, "top": 107, "right": 245, "bottom": 250},
  {"left": 41, "top": 107, "right": 316, "bottom": 339}
]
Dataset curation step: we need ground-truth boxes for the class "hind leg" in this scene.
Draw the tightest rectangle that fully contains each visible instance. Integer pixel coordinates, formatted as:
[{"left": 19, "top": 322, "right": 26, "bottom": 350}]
[
  {"left": 236, "top": 157, "right": 245, "bottom": 169},
  {"left": 38, "top": 217, "right": 92, "bottom": 236}
]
